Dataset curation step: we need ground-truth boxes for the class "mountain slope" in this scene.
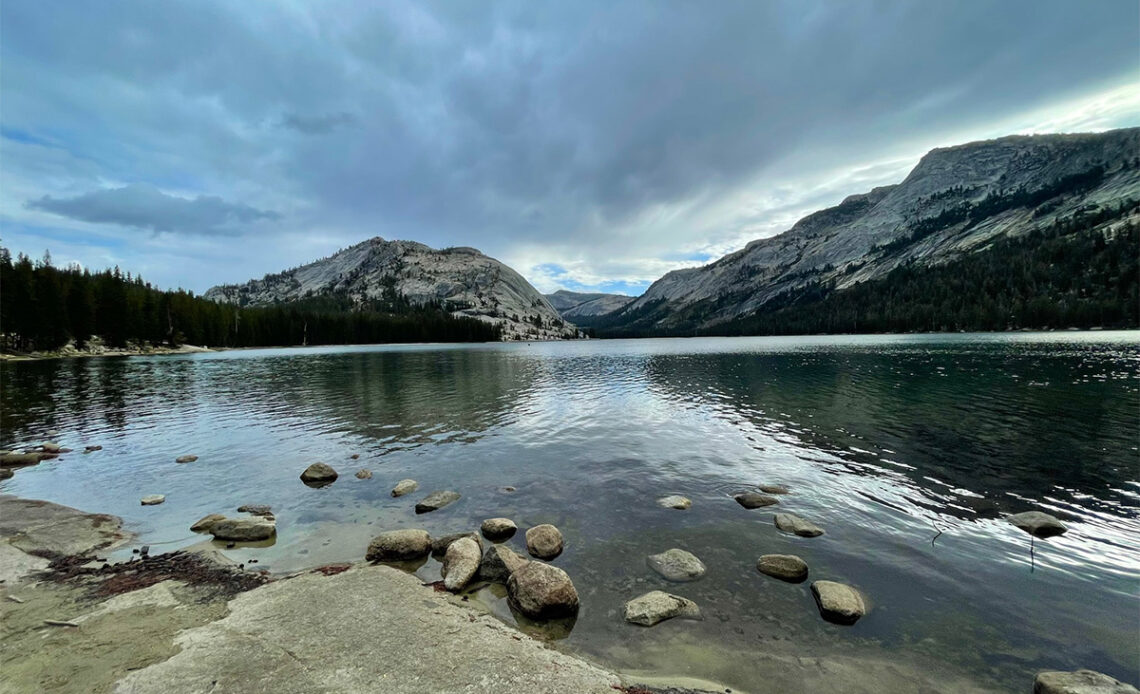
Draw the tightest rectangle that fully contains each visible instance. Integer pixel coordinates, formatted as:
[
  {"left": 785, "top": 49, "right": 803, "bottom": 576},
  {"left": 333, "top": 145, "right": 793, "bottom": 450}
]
[
  {"left": 601, "top": 128, "right": 1140, "bottom": 333},
  {"left": 205, "top": 238, "right": 579, "bottom": 340},
  {"left": 544, "top": 290, "right": 634, "bottom": 323}
]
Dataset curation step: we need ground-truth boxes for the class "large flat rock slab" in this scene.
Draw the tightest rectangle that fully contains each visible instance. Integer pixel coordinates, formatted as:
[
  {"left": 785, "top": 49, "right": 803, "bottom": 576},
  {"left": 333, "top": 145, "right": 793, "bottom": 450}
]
[
  {"left": 0, "top": 495, "right": 127, "bottom": 557},
  {"left": 113, "top": 564, "right": 620, "bottom": 694}
]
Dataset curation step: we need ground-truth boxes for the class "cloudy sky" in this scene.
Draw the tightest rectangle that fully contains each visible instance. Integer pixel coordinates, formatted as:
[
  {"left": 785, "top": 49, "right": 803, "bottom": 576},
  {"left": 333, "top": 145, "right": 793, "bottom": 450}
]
[{"left": 2, "top": 1, "right": 1137, "bottom": 296}]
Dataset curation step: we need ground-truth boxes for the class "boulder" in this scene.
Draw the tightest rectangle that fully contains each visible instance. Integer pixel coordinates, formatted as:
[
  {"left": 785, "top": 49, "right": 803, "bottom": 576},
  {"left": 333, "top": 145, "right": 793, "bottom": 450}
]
[
  {"left": 1009, "top": 511, "right": 1067, "bottom": 539},
  {"left": 175, "top": 455, "right": 198, "bottom": 464},
  {"left": 1034, "top": 670, "right": 1139, "bottom": 694},
  {"left": 441, "top": 537, "right": 481, "bottom": 591},
  {"left": 758, "top": 484, "right": 790, "bottom": 494},
  {"left": 811, "top": 581, "right": 866, "bottom": 625},
  {"left": 481, "top": 517, "right": 518, "bottom": 541},
  {"left": 190, "top": 513, "right": 227, "bottom": 532},
  {"left": 657, "top": 495, "right": 692, "bottom": 510},
  {"left": 734, "top": 492, "right": 779, "bottom": 509},
  {"left": 300, "top": 462, "right": 338, "bottom": 485},
  {"left": 525, "top": 524, "right": 564, "bottom": 560},
  {"left": 480, "top": 545, "right": 529, "bottom": 583},
  {"left": 365, "top": 529, "right": 432, "bottom": 562},
  {"left": 757, "top": 554, "right": 809, "bottom": 583},
  {"left": 211, "top": 517, "right": 276, "bottom": 542},
  {"left": 646, "top": 549, "right": 706, "bottom": 582},
  {"left": 774, "top": 513, "right": 825, "bottom": 537},
  {"left": 0, "top": 452, "right": 47, "bottom": 467},
  {"left": 0, "top": 468, "right": 13, "bottom": 480},
  {"left": 507, "top": 562, "right": 579, "bottom": 619},
  {"left": 39, "top": 442, "right": 62, "bottom": 454},
  {"left": 236, "top": 504, "right": 274, "bottom": 518},
  {"left": 623, "top": 591, "right": 701, "bottom": 626},
  {"left": 140, "top": 495, "right": 166, "bottom": 506},
  {"left": 391, "top": 479, "right": 418, "bottom": 497},
  {"left": 431, "top": 532, "right": 483, "bottom": 558},
  {"left": 415, "top": 490, "right": 460, "bottom": 514},
  {"left": 355, "top": 469, "right": 372, "bottom": 479}
]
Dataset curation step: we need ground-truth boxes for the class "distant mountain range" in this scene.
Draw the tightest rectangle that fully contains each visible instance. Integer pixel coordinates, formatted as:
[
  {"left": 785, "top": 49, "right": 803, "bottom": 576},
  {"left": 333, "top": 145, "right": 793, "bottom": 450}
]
[
  {"left": 205, "top": 239, "right": 579, "bottom": 340},
  {"left": 543, "top": 290, "right": 634, "bottom": 327}
]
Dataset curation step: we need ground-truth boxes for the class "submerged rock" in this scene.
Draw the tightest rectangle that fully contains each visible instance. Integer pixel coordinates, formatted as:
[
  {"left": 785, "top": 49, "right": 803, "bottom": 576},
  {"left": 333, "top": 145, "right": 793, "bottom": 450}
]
[
  {"left": 211, "top": 517, "right": 277, "bottom": 542},
  {"left": 190, "top": 514, "right": 227, "bottom": 532},
  {"left": 366, "top": 529, "right": 432, "bottom": 562},
  {"left": 355, "top": 469, "right": 372, "bottom": 479},
  {"left": 507, "top": 562, "right": 579, "bottom": 619},
  {"left": 140, "top": 495, "right": 166, "bottom": 506},
  {"left": 175, "top": 455, "right": 198, "bottom": 464},
  {"left": 480, "top": 545, "right": 529, "bottom": 583},
  {"left": 431, "top": 532, "right": 482, "bottom": 558},
  {"left": 481, "top": 517, "right": 518, "bottom": 541},
  {"left": 774, "top": 513, "right": 825, "bottom": 537},
  {"left": 646, "top": 549, "right": 706, "bottom": 582},
  {"left": 656, "top": 495, "right": 692, "bottom": 510},
  {"left": 300, "top": 462, "right": 338, "bottom": 485},
  {"left": 1008, "top": 511, "right": 1067, "bottom": 539},
  {"left": 623, "top": 591, "right": 701, "bottom": 626},
  {"left": 84, "top": 445, "right": 103, "bottom": 453},
  {"left": 757, "top": 554, "right": 809, "bottom": 583},
  {"left": 811, "top": 580, "right": 866, "bottom": 625},
  {"left": 0, "top": 452, "right": 48, "bottom": 467},
  {"left": 441, "top": 537, "right": 481, "bottom": 591},
  {"left": 237, "top": 504, "right": 273, "bottom": 518},
  {"left": 415, "top": 490, "right": 461, "bottom": 514},
  {"left": 525, "top": 524, "right": 564, "bottom": 560},
  {"left": 734, "top": 492, "right": 779, "bottom": 509},
  {"left": 757, "top": 484, "right": 790, "bottom": 494},
  {"left": 1034, "top": 669, "right": 1139, "bottom": 694},
  {"left": 39, "top": 442, "right": 62, "bottom": 454},
  {"left": 391, "top": 479, "right": 418, "bottom": 497}
]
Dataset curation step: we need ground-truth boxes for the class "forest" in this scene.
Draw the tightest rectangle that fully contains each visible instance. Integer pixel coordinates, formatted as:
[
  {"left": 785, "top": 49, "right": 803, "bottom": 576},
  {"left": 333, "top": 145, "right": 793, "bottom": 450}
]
[{"left": 0, "top": 250, "right": 501, "bottom": 353}]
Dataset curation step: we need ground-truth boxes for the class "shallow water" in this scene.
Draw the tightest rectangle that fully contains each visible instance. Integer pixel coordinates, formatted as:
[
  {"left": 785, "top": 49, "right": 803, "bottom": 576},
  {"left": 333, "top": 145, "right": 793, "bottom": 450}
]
[{"left": 2, "top": 332, "right": 1138, "bottom": 691}]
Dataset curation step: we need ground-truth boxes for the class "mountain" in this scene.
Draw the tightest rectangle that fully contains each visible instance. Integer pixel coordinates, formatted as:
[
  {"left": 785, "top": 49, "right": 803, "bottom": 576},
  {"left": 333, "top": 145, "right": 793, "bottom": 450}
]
[
  {"left": 204, "top": 238, "right": 580, "bottom": 340},
  {"left": 600, "top": 128, "right": 1140, "bottom": 334},
  {"left": 544, "top": 290, "right": 634, "bottom": 325}
]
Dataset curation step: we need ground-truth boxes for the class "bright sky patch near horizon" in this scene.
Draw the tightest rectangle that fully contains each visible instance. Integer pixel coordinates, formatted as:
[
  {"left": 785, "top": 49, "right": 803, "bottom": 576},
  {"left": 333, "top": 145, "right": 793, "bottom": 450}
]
[{"left": 1, "top": 1, "right": 1137, "bottom": 297}]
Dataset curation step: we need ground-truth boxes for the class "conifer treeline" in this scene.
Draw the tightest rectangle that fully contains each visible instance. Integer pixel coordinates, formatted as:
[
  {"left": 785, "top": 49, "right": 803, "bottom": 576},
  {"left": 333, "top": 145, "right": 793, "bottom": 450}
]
[{"left": 0, "top": 249, "right": 501, "bottom": 352}]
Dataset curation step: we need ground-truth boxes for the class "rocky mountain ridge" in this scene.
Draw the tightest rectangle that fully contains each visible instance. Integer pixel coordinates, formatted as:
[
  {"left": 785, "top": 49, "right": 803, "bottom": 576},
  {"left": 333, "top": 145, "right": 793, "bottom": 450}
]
[{"left": 544, "top": 290, "right": 634, "bottom": 321}]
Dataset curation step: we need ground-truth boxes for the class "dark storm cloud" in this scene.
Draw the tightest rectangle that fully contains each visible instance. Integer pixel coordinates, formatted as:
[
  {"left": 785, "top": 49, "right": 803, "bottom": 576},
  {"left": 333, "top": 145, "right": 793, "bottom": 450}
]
[
  {"left": 27, "top": 185, "right": 280, "bottom": 235},
  {"left": 1, "top": 0, "right": 1137, "bottom": 292}
]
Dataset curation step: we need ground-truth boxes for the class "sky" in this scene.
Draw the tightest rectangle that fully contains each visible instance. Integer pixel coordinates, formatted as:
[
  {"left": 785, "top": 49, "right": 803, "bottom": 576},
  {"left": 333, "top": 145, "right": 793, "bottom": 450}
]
[{"left": 1, "top": 1, "right": 1137, "bottom": 297}]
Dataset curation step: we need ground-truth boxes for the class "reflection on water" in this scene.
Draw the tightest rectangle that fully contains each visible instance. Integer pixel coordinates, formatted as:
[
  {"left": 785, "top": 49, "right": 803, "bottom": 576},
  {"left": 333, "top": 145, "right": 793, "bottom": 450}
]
[{"left": 1, "top": 333, "right": 1138, "bottom": 692}]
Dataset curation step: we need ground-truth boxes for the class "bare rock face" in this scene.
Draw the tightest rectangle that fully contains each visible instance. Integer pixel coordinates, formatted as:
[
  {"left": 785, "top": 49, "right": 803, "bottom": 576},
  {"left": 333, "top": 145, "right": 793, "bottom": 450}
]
[
  {"left": 734, "top": 492, "right": 779, "bottom": 509},
  {"left": 507, "top": 562, "right": 579, "bottom": 619},
  {"left": 656, "top": 495, "right": 692, "bottom": 510},
  {"left": 391, "top": 479, "right": 418, "bottom": 497},
  {"left": 366, "top": 529, "right": 432, "bottom": 562},
  {"left": 415, "top": 490, "right": 460, "bottom": 514},
  {"left": 431, "top": 532, "right": 483, "bottom": 559},
  {"left": 1034, "top": 669, "right": 1139, "bottom": 694},
  {"left": 646, "top": 549, "right": 706, "bottom": 582},
  {"left": 190, "top": 514, "right": 227, "bottom": 532},
  {"left": 811, "top": 581, "right": 866, "bottom": 625},
  {"left": 525, "top": 524, "right": 564, "bottom": 560},
  {"left": 1009, "top": 511, "right": 1068, "bottom": 539},
  {"left": 211, "top": 517, "right": 277, "bottom": 542},
  {"left": 480, "top": 545, "right": 529, "bottom": 583},
  {"left": 623, "top": 591, "right": 701, "bottom": 626},
  {"left": 300, "top": 463, "right": 338, "bottom": 486},
  {"left": 481, "top": 518, "right": 518, "bottom": 541},
  {"left": 441, "top": 537, "right": 481, "bottom": 592},
  {"left": 774, "top": 513, "right": 825, "bottom": 537},
  {"left": 757, "top": 554, "right": 809, "bottom": 583}
]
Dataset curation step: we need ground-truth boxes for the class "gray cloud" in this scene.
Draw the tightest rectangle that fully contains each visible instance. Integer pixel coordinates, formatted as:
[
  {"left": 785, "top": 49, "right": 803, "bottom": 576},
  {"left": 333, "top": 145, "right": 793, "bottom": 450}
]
[
  {"left": 280, "top": 112, "right": 357, "bottom": 135},
  {"left": 26, "top": 184, "right": 280, "bottom": 235}
]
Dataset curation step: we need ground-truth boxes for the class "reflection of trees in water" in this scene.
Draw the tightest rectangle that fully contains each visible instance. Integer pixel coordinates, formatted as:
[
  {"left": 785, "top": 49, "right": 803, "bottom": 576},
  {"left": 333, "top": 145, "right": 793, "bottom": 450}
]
[{"left": 640, "top": 346, "right": 1137, "bottom": 519}]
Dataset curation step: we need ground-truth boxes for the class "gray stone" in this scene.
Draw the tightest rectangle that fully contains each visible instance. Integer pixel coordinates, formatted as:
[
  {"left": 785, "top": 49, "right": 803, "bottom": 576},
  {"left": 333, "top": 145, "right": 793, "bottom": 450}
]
[
  {"left": 646, "top": 549, "right": 706, "bottom": 582},
  {"left": 0, "top": 452, "right": 48, "bottom": 467},
  {"left": 190, "top": 514, "right": 227, "bottom": 532},
  {"left": 757, "top": 554, "right": 809, "bottom": 583},
  {"left": 355, "top": 469, "right": 372, "bottom": 479},
  {"left": 507, "top": 562, "right": 579, "bottom": 619},
  {"left": 0, "top": 468, "right": 12, "bottom": 480},
  {"left": 774, "top": 512, "right": 825, "bottom": 537},
  {"left": 811, "top": 581, "right": 866, "bottom": 625},
  {"left": 734, "top": 492, "right": 779, "bottom": 509},
  {"left": 366, "top": 529, "right": 432, "bottom": 562},
  {"left": 1034, "top": 669, "right": 1139, "bottom": 694},
  {"left": 84, "top": 445, "right": 103, "bottom": 452},
  {"left": 480, "top": 545, "right": 529, "bottom": 583},
  {"left": 391, "top": 479, "right": 418, "bottom": 497},
  {"left": 175, "top": 455, "right": 198, "bottom": 464},
  {"left": 656, "top": 495, "right": 692, "bottom": 510},
  {"left": 210, "top": 517, "right": 277, "bottom": 542},
  {"left": 237, "top": 504, "right": 274, "bottom": 518},
  {"left": 300, "top": 462, "right": 338, "bottom": 484},
  {"left": 481, "top": 517, "right": 518, "bottom": 541},
  {"left": 525, "top": 524, "right": 564, "bottom": 560},
  {"left": 39, "top": 442, "right": 62, "bottom": 454},
  {"left": 1009, "top": 511, "right": 1068, "bottom": 539},
  {"left": 415, "top": 490, "right": 460, "bottom": 513},
  {"left": 441, "top": 537, "right": 481, "bottom": 592},
  {"left": 757, "top": 484, "right": 790, "bottom": 494},
  {"left": 623, "top": 590, "right": 701, "bottom": 626},
  {"left": 140, "top": 495, "right": 166, "bottom": 506},
  {"left": 431, "top": 532, "right": 483, "bottom": 558}
]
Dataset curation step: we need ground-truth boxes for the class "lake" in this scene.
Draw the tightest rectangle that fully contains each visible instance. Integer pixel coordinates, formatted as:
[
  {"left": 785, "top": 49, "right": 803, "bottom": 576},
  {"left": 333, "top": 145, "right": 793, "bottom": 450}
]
[{"left": 2, "top": 332, "right": 1137, "bottom": 691}]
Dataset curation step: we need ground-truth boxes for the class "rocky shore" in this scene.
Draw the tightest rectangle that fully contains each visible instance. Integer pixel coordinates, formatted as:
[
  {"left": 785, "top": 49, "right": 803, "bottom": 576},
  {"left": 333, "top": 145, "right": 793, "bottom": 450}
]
[{"left": 0, "top": 340, "right": 212, "bottom": 361}]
